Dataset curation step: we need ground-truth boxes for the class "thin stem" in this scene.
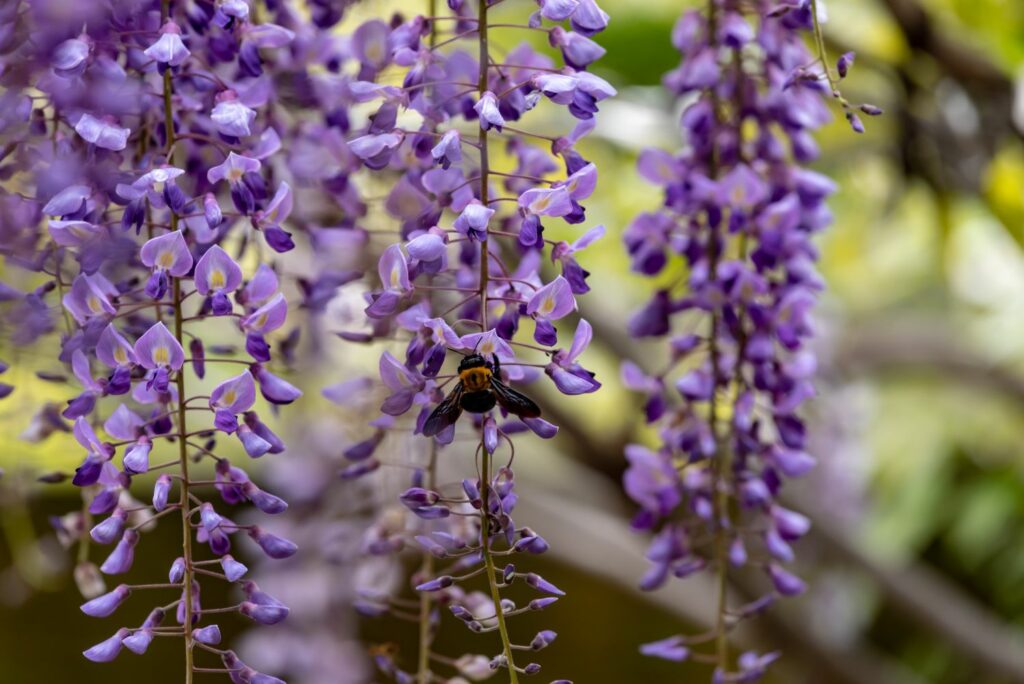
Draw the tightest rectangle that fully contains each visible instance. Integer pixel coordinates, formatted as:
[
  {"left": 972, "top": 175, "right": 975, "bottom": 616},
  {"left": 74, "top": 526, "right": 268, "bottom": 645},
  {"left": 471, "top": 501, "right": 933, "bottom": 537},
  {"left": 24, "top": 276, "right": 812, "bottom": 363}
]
[
  {"left": 417, "top": 441, "right": 438, "bottom": 684},
  {"left": 477, "top": 2, "right": 491, "bottom": 331},
  {"left": 476, "top": 0, "right": 517, "bottom": 678},
  {"left": 809, "top": 0, "right": 838, "bottom": 95},
  {"left": 417, "top": 13, "right": 440, "bottom": 684},
  {"left": 480, "top": 446, "right": 519, "bottom": 683},
  {"left": 705, "top": 0, "right": 730, "bottom": 672},
  {"left": 174, "top": 277, "right": 196, "bottom": 683},
  {"left": 162, "top": 3, "right": 195, "bottom": 673}
]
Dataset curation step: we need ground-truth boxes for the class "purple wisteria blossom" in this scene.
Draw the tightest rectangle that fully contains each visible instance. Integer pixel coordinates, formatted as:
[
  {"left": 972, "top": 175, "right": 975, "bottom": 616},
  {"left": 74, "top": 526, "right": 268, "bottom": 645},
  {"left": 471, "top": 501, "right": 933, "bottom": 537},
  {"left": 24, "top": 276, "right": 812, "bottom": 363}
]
[
  {"left": 0, "top": 1, "right": 336, "bottom": 681},
  {"left": 620, "top": 1, "right": 870, "bottom": 680},
  {"left": 330, "top": 0, "right": 612, "bottom": 681}
]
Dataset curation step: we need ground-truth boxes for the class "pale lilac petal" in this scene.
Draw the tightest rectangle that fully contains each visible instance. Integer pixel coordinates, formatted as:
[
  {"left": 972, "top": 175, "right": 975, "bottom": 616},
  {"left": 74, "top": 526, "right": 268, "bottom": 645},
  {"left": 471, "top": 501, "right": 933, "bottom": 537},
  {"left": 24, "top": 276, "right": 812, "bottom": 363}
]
[
  {"left": 48, "top": 220, "right": 102, "bottom": 247},
  {"left": 207, "top": 152, "right": 261, "bottom": 185},
  {"left": 527, "top": 276, "right": 577, "bottom": 320},
  {"left": 143, "top": 22, "right": 190, "bottom": 66},
  {"left": 245, "top": 23, "right": 295, "bottom": 49},
  {"left": 406, "top": 233, "right": 447, "bottom": 262},
  {"left": 474, "top": 91, "right": 505, "bottom": 131},
  {"left": 133, "top": 322, "right": 185, "bottom": 370},
  {"left": 211, "top": 98, "right": 257, "bottom": 137},
  {"left": 194, "top": 245, "right": 243, "bottom": 295},
  {"left": 563, "top": 162, "right": 597, "bottom": 200},
  {"left": 210, "top": 371, "right": 257, "bottom": 413},
  {"left": 241, "top": 293, "right": 287, "bottom": 333},
  {"left": 378, "top": 244, "right": 411, "bottom": 293},
  {"left": 140, "top": 231, "right": 193, "bottom": 277},
  {"left": 260, "top": 182, "right": 293, "bottom": 226},
  {"left": 75, "top": 113, "right": 129, "bottom": 151},
  {"left": 567, "top": 318, "right": 593, "bottom": 362},
  {"left": 519, "top": 187, "right": 573, "bottom": 217}
]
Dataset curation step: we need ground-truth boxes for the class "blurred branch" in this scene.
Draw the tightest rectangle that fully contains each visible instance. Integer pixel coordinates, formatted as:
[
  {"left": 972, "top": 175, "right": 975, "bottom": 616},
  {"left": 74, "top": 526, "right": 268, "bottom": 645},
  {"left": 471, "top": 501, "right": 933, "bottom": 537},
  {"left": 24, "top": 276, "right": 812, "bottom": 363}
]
[
  {"left": 832, "top": 317, "right": 1024, "bottom": 404},
  {"left": 878, "top": 0, "right": 1014, "bottom": 96},
  {"left": 872, "top": 0, "right": 1022, "bottom": 244}
]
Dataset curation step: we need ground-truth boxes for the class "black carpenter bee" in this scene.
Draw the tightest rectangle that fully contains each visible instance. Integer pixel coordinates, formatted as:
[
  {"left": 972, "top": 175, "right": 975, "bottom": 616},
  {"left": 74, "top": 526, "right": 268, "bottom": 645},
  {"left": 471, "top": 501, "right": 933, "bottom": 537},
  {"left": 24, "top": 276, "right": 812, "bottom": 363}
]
[{"left": 422, "top": 353, "right": 541, "bottom": 436}]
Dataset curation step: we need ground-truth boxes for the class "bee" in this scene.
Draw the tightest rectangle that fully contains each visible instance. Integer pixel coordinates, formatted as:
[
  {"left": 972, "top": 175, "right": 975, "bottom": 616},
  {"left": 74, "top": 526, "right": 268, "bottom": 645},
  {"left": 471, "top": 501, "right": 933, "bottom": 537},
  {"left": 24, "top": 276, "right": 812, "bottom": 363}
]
[{"left": 422, "top": 353, "right": 541, "bottom": 437}]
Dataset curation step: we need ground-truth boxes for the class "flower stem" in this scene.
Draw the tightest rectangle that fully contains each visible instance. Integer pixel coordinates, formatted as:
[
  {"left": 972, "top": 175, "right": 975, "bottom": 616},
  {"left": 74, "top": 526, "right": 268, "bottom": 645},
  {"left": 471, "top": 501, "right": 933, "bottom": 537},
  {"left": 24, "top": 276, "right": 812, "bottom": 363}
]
[
  {"left": 477, "top": 0, "right": 490, "bottom": 330},
  {"left": 174, "top": 278, "right": 195, "bottom": 684},
  {"left": 417, "top": 440, "right": 438, "bottom": 684},
  {"left": 161, "top": 1, "right": 194, "bottom": 677},
  {"left": 418, "top": 6, "right": 442, "bottom": 680},
  {"left": 480, "top": 447, "right": 519, "bottom": 683},
  {"left": 705, "top": 0, "right": 730, "bottom": 672},
  {"left": 809, "top": 0, "right": 838, "bottom": 94},
  {"left": 475, "top": 2, "right": 516, "bottom": 678}
]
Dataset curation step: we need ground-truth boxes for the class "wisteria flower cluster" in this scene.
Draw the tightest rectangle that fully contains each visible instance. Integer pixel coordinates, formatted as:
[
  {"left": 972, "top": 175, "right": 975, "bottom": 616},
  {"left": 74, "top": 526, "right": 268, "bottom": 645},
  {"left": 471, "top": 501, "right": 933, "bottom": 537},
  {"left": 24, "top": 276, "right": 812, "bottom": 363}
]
[
  {"left": 620, "top": 0, "right": 866, "bottom": 680},
  {"left": 332, "top": 0, "right": 612, "bottom": 681},
  {"left": 0, "top": 0, "right": 335, "bottom": 681}
]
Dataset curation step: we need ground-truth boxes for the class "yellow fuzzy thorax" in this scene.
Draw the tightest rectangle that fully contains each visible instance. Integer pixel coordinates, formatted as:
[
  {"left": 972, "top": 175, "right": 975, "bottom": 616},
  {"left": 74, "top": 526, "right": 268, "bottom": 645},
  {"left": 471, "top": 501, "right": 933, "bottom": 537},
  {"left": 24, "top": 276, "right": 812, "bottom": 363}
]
[{"left": 459, "top": 366, "right": 492, "bottom": 392}]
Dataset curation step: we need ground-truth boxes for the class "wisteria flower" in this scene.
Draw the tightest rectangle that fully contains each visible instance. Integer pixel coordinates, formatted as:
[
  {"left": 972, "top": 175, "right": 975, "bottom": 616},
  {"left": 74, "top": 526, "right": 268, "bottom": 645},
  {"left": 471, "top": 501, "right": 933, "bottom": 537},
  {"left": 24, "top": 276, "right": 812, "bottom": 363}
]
[
  {"left": 210, "top": 371, "right": 257, "bottom": 434},
  {"left": 74, "top": 114, "right": 129, "bottom": 150},
  {"left": 526, "top": 276, "right": 577, "bottom": 345},
  {"left": 194, "top": 245, "right": 243, "bottom": 315},
  {"left": 474, "top": 91, "right": 505, "bottom": 131},
  {"left": 207, "top": 152, "right": 262, "bottom": 214},
  {"left": 63, "top": 273, "right": 118, "bottom": 324},
  {"left": 134, "top": 322, "right": 184, "bottom": 392},
  {"left": 140, "top": 231, "right": 193, "bottom": 299},
  {"left": 143, "top": 21, "right": 190, "bottom": 67},
  {"left": 453, "top": 201, "right": 494, "bottom": 241},
  {"left": 546, "top": 319, "right": 600, "bottom": 394},
  {"left": 211, "top": 90, "right": 256, "bottom": 137}
]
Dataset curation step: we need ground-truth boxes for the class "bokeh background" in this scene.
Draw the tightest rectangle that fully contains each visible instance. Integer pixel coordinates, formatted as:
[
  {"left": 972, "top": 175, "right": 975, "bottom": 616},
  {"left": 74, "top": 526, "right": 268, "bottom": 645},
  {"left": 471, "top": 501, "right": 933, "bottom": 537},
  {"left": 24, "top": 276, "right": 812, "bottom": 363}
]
[{"left": 3, "top": 0, "right": 1024, "bottom": 682}]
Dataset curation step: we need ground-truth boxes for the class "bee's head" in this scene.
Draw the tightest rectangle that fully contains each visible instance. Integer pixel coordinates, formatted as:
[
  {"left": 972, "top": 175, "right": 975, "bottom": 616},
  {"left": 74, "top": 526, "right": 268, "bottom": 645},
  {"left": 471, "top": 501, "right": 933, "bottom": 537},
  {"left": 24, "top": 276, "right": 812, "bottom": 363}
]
[{"left": 458, "top": 354, "right": 488, "bottom": 372}]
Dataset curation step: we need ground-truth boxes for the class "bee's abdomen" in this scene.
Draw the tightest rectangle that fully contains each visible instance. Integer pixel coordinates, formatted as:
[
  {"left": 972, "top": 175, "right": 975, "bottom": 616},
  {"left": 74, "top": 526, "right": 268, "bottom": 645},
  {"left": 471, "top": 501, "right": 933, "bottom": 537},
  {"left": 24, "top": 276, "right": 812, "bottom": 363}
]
[
  {"left": 459, "top": 367, "right": 492, "bottom": 392},
  {"left": 461, "top": 390, "right": 497, "bottom": 413}
]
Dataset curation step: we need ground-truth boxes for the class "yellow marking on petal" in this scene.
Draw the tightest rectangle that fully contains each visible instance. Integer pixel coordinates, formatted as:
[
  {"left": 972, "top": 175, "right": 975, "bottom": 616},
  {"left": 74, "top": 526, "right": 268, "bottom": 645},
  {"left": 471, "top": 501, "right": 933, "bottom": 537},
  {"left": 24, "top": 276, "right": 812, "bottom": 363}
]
[
  {"left": 731, "top": 186, "right": 746, "bottom": 205},
  {"left": 227, "top": 168, "right": 245, "bottom": 183},
  {"left": 741, "top": 118, "right": 758, "bottom": 144},
  {"left": 114, "top": 348, "right": 128, "bottom": 364},
  {"left": 157, "top": 251, "right": 175, "bottom": 269},
  {"left": 153, "top": 346, "right": 170, "bottom": 366},
  {"left": 255, "top": 313, "right": 268, "bottom": 328},
  {"left": 223, "top": 390, "right": 237, "bottom": 405},
  {"left": 533, "top": 194, "right": 552, "bottom": 211},
  {"left": 87, "top": 295, "right": 103, "bottom": 313},
  {"left": 209, "top": 269, "right": 226, "bottom": 289},
  {"left": 390, "top": 266, "right": 403, "bottom": 288},
  {"left": 539, "top": 297, "right": 555, "bottom": 316}
]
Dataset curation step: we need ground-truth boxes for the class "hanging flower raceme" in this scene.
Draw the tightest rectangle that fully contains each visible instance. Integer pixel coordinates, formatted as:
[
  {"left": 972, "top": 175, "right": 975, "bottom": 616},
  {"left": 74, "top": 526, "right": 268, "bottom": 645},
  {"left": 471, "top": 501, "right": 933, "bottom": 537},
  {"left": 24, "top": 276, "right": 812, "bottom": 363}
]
[
  {"left": 332, "top": 0, "right": 612, "bottom": 681},
  {"left": 620, "top": 1, "right": 871, "bottom": 680},
  {"left": 0, "top": 1, "right": 325, "bottom": 681}
]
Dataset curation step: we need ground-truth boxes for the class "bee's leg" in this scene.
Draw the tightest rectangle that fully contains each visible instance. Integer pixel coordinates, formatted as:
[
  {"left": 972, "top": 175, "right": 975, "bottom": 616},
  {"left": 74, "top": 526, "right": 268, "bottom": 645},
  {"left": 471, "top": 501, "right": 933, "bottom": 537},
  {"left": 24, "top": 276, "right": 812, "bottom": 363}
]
[{"left": 492, "top": 353, "right": 501, "bottom": 380}]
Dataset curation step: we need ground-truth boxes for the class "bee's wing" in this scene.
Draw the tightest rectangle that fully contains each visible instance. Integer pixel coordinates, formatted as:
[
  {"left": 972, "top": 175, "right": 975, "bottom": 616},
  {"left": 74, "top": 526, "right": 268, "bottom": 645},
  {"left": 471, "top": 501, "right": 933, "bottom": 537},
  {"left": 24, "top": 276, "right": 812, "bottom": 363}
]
[
  {"left": 491, "top": 379, "right": 541, "bottom": 419},
  {"left": 422, "top": 383, "right": 464, "bottom": 437}
]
